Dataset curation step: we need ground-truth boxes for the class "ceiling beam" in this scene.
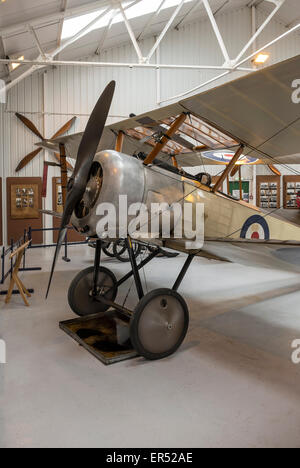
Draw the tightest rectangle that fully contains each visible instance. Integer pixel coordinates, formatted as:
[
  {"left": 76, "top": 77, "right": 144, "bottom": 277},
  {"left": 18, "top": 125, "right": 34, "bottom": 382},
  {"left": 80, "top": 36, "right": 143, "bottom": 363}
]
[
  {"left": 0, "top": 0, "right": 115, "bottom": 38},
  {"left": 48, "top": 5, "right": 112, "bottom": 58},
  {"left": 146, "top": 0, "right": 186, "bottom": 63},
  {"left": 247, "top": 0, "right": 264, "bottom": 6},
  {"left": 95, "top": 10, "right": 115, "bottom": 55},
  {"left": 174, "top": 0, "right": 203, "bottom": 31},
  {"left": 137, "top": 0, "right": 167, "bottom": 41},
  {"left": 2, "top": 0, "right": 145, "bottom": 93},
  {"left": 0, "top": 57, "right": 254, "bottom": 72},
  {"left": 202, "top": 0, "right": 230, "bottom": 64},
  {"left": 28, "top": 25, "right": 46, "bottom": 59},
  {"left": 213, "top": 0, "right": 230, "bottom": 15},
  {"left": 119, "top": 1, "right": 144, "bottom": 63},
  {"left": 234, "top": 0, "right": 285, "bottom": 63},
  {"left": 0, "top": 36, "right": 9, "bottom": 80},
  {"left": 57, "top": 0, "right": 68, "bottom": 50},
  {"left": 160, "top": 15, "right": 300, "bottom": 104}
]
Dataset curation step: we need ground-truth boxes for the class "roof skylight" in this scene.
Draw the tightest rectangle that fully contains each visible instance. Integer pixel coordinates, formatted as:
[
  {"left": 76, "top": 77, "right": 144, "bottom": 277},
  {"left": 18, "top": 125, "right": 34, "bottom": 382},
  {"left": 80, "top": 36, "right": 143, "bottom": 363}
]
[{"left": 61, "top": 0, "right": 193, "bottom": 41}]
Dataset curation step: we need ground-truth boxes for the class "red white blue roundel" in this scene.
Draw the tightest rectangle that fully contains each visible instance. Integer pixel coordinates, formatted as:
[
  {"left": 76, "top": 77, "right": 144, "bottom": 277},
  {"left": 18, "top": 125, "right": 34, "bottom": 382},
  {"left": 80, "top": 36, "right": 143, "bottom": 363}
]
[
  {"left": 241, "top": 215, "right": 270, "bottom": 240},
  {"left": 203, "top": 151, "right": 258, "bottom": 165}
]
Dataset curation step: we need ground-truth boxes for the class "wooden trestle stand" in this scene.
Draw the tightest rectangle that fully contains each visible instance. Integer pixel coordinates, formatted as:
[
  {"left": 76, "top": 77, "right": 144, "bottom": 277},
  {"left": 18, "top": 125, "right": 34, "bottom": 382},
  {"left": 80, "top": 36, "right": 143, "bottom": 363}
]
[{"left": 5, "top": 240, "right": 31, "bottom": 307}]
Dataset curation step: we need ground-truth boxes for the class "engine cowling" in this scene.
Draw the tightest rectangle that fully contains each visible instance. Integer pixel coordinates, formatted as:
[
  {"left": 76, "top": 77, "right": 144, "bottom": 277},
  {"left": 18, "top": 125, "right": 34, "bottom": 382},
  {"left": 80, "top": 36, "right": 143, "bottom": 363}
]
[{"left": 71, "top": 150, "right": 184, "bottom": 240}]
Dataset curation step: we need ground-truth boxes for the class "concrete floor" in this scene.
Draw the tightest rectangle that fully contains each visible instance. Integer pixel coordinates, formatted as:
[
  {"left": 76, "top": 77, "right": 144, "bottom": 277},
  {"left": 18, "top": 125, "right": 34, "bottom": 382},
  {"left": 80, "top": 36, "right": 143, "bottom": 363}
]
[{"left": 1, "top": 245, "right": 300, "bottom": 448}]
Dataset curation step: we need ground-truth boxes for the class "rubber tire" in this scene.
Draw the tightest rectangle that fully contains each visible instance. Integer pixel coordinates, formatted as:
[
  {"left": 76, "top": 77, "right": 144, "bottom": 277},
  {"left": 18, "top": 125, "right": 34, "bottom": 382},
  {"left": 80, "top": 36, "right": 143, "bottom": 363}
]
[
  {"left": 114, "top": 240, "right": 142, "bottom": 263},
  {"left": 102, "top": 242, "right": 115, "bottom": 258},
  {"left": 130, "top": 288, "right": 189, "bottom": 361},
  {"left": 113, "top": 239, "right": 127, "bottom": 260},
  {"left": 68, "top": 266, "right": 118, "bottom": 317}
]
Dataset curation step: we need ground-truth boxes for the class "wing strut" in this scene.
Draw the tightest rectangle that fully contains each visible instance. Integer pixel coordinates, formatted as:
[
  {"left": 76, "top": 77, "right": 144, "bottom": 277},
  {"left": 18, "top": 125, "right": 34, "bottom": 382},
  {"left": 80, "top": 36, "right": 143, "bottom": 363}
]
[
  {"left": 213, "top": 144, "right": 244, "bottom": 193},
  {"left": 144, "top": 112, "right": 187, "bottom": 165},
  {"left": 115, "top": 130, "right": 125, "bottom": 152}
]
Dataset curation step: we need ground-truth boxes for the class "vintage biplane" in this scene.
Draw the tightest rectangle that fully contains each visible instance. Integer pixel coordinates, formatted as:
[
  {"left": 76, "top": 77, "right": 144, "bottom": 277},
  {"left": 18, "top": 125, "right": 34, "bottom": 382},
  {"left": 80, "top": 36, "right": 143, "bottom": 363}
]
[{"left": 41, "top": 54, "right": 300, "bottom": 360}]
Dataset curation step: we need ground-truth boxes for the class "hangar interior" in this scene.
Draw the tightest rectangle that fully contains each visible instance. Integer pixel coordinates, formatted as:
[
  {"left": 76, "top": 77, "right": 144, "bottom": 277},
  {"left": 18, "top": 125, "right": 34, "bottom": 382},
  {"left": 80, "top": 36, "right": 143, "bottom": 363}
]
[{"left": 1, "top": 0, "right": 300, "bottom": 449}]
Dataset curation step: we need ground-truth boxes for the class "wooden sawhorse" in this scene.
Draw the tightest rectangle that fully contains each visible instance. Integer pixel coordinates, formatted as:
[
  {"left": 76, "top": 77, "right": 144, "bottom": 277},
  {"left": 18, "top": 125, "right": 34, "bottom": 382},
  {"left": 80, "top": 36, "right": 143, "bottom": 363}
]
[{"left": 5, "top": 240, "right": 31, "bottom": 307}]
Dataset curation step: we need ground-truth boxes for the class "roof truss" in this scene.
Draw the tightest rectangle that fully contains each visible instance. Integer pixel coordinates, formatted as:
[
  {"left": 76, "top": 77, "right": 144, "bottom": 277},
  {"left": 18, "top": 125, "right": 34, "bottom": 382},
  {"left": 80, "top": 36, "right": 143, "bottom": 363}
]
[{"left": 1, "top": 0, "right": 296, "bottom": 108}]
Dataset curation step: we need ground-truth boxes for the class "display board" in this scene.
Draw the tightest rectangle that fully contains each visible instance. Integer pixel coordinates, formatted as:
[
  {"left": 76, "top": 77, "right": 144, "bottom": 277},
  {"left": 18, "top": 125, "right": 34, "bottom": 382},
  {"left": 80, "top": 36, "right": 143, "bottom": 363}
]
[
  {"left": 283, "top": 176, "right": 300, "bottom": 209},
  {"left": 7, "top": 177, "right": 43, "bottom": 244},
  {"left": 52, "top": 177, "right": 82, "bottom": 243},
  {"left": 229, "top": 181, "right": 250, "bottom": 202},
  {"left": 256, "top": 175, "right": 281, "bottom": 209},
  {"left": 10, "top": 183, "right": 39, "bottom": 219}
]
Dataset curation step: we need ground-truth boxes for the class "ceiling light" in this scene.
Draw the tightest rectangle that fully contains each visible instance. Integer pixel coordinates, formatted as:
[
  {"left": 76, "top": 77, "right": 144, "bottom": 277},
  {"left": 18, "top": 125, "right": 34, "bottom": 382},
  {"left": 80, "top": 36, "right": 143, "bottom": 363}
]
[
  {"left": 252, "top": 53, "right": 270, "bottom": 65},
  {"left": 8, "top": 56, "right": 25, "bottom": 72}
]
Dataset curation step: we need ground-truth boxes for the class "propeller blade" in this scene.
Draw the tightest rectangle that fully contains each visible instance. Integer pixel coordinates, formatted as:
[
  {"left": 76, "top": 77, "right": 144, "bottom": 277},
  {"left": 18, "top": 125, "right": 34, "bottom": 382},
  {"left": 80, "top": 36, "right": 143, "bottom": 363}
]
[
  {"left": 46, "top": 227, "right": 67, "bottom": 299},
  {"left": 15, "top": 113, "right": 44, "bottom": 140},
  {"left": 51, "top": 117, "right": 77, "bottom": 140},
  {"left": 16, "top": 147, "right": 43, "bottom": 172},
  {"left": 74, "top": 80, "right": 116, "bottom": 178},
  {"left": 46, "top": 80, "right": 116, "bottom": 297}
]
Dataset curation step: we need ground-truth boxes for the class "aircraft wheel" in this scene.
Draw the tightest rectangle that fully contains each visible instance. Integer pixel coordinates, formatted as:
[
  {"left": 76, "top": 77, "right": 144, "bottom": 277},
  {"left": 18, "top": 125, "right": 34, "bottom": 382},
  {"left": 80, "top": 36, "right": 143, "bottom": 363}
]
[
  {"left": 130, "top": 288, "right": 189, "bottom": 360},
  {"left": 102, "top": 242, "right": 115, "bottom": 258},
  {"left": 68, "top": 267, "right": 118, "bottom": 316},
  {"left": 114, "top": 239, "right": 142, "bottom": 262}
]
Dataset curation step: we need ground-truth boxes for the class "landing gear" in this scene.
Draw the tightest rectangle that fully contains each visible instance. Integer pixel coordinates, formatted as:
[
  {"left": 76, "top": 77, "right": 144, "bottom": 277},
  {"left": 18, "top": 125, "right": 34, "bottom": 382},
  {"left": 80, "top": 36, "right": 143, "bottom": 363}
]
[
  {"left": 68, "top": 238, "right": 194, "bottom": 360},
  {"left": 130, "top": 289, "right": 189, "bottom": 360},
  {"left": 68, "top": 266, "right": 118, "bottom": 316}
]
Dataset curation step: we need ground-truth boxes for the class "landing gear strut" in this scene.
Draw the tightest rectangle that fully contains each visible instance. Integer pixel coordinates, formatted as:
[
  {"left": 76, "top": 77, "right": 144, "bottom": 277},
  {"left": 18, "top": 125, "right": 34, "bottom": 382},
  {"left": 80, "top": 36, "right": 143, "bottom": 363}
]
[{"left": 68, "top": 238, "right": 194, "bottom": 360}]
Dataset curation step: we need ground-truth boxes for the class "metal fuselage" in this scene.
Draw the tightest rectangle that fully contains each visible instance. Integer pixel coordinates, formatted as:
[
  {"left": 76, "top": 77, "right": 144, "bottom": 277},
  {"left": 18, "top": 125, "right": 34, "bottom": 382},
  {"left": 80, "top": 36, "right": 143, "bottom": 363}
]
[{"left": 71, "top": 150, "right": 300, "bottom": 255}]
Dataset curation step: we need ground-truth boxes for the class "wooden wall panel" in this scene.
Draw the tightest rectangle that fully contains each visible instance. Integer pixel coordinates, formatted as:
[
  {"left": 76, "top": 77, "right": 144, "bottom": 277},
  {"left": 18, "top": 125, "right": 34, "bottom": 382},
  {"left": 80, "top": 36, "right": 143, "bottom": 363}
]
[
  {"left": 7, "top": 177, "right": 43, "bottom": 245},
  {"left": 52, "top": 177, "right": 82, "bottom": 243}
]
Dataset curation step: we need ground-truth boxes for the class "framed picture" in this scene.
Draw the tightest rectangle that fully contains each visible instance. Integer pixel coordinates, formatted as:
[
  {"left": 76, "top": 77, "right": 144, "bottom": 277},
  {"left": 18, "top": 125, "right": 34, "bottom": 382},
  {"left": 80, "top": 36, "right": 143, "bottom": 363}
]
[
  {"left": 11, "top": 184, "right": 39, "bottom": 219},
  {"left": 55, "top": 180, "right": 64, "bottom": 214}
]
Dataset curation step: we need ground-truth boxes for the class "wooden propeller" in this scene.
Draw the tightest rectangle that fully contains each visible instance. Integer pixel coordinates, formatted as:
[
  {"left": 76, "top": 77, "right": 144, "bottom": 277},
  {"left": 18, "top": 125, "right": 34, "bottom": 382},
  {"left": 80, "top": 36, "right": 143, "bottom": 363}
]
[
  {"left": 15, "top": 148, "right": 43, "bottom": 173},
  {"left": 15, "top": 113, "right": 44, "bottom": 140},
  {"left": 15, "top": 114, "right": 76, "bottom": 172}
]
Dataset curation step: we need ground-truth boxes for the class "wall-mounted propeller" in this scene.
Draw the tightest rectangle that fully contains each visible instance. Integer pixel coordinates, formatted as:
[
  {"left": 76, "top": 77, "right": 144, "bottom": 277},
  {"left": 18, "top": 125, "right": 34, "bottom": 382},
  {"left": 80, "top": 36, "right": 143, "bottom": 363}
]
[
  {"left": 15, "top": 113, "right": 76, "bottom": 172},
  {"left": 46, "top": 80, "right": 116, "bottom": 298}
]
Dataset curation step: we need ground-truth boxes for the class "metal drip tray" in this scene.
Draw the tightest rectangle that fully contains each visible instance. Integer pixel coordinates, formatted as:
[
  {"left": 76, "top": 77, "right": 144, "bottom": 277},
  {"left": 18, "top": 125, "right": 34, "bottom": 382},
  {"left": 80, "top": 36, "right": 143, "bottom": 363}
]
[{"left": 59, "top": 310, "right": 138, "bottom": 365}]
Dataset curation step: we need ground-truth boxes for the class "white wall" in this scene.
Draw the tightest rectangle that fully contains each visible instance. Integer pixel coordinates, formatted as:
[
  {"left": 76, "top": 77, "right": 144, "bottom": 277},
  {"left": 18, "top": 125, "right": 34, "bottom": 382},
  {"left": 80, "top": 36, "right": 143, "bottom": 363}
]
[{"left": 1, "top": 4, "right": 300, "bottom": 244}]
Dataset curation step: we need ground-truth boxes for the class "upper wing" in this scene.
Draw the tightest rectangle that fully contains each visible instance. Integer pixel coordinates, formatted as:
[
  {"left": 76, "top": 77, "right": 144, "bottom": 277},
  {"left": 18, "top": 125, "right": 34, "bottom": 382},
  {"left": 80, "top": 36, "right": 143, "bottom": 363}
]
[
  {"left": 181, "top": 54, "right": 300, "bottom": 164},
  {"left": 39, "top": 54, "right": 300, "bottom": 167}
]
